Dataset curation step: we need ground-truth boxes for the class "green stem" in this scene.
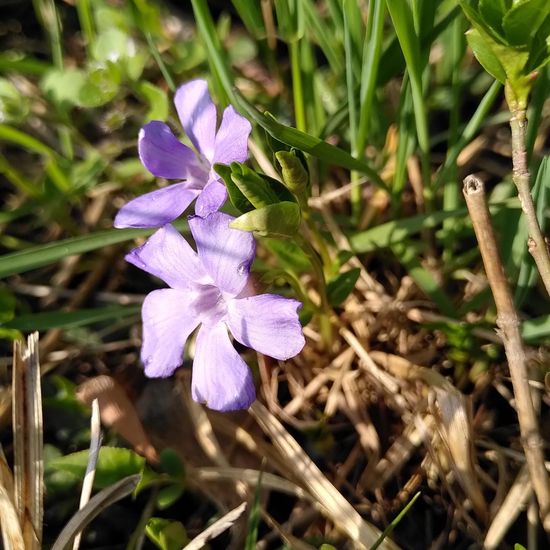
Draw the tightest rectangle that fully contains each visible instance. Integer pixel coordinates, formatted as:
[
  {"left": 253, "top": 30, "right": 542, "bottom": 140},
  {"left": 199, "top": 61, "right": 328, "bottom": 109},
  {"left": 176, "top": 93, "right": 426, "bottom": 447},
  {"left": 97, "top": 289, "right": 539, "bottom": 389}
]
[
  {"left": 34, "top": 0, "right": 73, "bottom": 160},
  {"left": 297, "top": 234, "right": 332, "bottom": 347},
  {"left": 509, "top": 107, "right": 550, "bottom": 297}
]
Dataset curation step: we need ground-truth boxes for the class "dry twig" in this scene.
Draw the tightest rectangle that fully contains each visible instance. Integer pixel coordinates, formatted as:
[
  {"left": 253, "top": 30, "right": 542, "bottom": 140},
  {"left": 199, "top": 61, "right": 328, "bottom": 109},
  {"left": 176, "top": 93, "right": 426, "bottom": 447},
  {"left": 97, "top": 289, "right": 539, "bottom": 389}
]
[{"left": 463, "top": 175, "right": 550, "bottom": 530}]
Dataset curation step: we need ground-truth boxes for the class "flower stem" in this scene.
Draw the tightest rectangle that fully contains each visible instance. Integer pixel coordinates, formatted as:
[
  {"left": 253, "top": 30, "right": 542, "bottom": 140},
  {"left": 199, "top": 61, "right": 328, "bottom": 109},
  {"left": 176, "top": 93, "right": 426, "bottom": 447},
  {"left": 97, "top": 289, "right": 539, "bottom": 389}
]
[
  {"left": 509, "top": 107, "right": 550, "bottom": 297},
  {"left": 297, "top": 234, "right": 332, "bottom": 348},
  {"left": 463, "top": 175, "right": 550, "bottom": 530}
]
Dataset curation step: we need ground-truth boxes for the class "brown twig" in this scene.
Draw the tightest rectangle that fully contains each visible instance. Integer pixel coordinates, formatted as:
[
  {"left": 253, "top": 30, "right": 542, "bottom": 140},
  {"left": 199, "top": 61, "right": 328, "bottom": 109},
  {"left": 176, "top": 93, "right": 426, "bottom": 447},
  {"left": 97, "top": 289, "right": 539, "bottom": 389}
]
[
  {"left": 509, "top": 108, "right": 550, "bottom": 296},
  {"left": 463, "top": 175, "right": 550, "bottom": 530}
]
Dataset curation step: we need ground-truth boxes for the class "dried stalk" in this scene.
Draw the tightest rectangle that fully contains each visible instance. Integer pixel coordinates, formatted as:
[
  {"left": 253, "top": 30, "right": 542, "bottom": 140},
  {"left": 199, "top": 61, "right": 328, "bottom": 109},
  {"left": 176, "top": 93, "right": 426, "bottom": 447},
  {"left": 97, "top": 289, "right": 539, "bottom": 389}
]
[
  {"left": 463, "top": 175, "right": 550, "bottom": 530},
  {"left": 509, "top": 108, "right": 550, "bottom": 296},
  {"left": 72, "top": 399, "right": 102, "bottom": 550},
  {"left": 12, "top": 332, "right": 43, "bottom": 550}
]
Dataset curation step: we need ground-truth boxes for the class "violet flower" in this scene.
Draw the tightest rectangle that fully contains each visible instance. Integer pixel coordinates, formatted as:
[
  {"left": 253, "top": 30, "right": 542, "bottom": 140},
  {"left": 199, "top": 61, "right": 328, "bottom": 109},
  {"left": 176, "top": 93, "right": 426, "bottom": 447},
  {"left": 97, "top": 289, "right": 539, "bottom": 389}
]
[
  {"left": 126, "top": 212, "right": 305, "bottom": 411},
  {"left": 114, "top": 79, "right": 252, "bottom": 229}
]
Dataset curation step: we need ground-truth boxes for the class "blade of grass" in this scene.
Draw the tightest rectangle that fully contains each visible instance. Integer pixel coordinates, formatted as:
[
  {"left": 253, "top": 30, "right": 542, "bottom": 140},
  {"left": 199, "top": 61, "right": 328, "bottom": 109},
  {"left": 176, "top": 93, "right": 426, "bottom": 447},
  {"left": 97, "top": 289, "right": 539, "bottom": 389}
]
[
  {"left": 190, "top": 0, "right": 230, "bottom": 105},
  {"left": 386, "top": 0, "right": 429, "bottom": 156},
  {"left": 350, "top": 198, "right": 519, "bottom": 253},
  {"left": 75, "top": 0, "right": 95, "bottom": 55},
  {"left": 5, "top": 305, "right": 141, "bottom": 332},
  {"left": 33, "top": 0, "right": 73, "bottom": 160},
  {"left": 51, "top": 475, "right": 140, "bottom": 550},
  {"left": 244, "top": 467, "right": 263, "bottom": 550},
  {"left": 343, "top": 0, "right": 360, "bottom": 219},
  {"left": 231, "top": 0, "right": 265, "bottom": 39},
  {"left": 0, "top": 124, "right": 71, "bottom": 193},
  {"left": 356, "top": 0, "right": 385, "bottom": 155},
  {"left": 370, "top": 492, "right": 421, "bottom": 550},
  {"left": 302, "top": 0, "right": 344, "bottom": 75},
  {"left": 434, "top": 80, "right": 502, "bottom": 190},
  {"left": 0, "top": 219, "right": 188, "bottom": 279}
]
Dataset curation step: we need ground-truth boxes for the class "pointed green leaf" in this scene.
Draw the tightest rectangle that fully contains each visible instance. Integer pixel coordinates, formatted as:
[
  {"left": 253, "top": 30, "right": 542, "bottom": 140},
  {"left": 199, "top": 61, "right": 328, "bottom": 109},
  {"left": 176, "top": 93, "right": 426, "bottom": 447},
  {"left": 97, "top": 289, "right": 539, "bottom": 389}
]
[
  {"left": 146, "top": 518, "right": 188, "bottom": 550},
  {"left": 230, "top": 202, "right": 301, "bottom": 238},
  {"left": 48, "top": 447, "right": 145, "bottom": 489},
  {"left": 327, "top": 268, "right": 361, "bottom": 306},
  {"left": 502, "top": 0, "right": 550, "bottom": 46},
  {"left": 230, "top": 163, "right": 280, "bottom": 208},
  {"left": 466, "top": 28, "right": 507, "bottom": 82},
  {"left": 479, "top": 0, "right": 507, "bottom": 36}
]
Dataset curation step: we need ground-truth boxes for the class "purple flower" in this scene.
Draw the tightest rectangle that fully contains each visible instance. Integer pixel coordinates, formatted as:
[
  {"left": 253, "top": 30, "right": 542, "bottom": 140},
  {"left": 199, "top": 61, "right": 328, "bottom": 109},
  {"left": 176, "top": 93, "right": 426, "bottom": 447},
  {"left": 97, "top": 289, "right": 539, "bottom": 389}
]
[
  {"left": 114, "top": 79, "right": 252, "bottom": 229},
  {"left": 125, "top": 212, "right": 305, "bottom": 411}
]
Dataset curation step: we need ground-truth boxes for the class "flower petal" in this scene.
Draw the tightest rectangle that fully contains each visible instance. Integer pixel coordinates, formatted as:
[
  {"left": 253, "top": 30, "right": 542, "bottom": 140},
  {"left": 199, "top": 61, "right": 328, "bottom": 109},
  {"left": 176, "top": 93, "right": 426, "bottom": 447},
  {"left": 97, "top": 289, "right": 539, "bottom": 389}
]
[
  {"left": 191, "top": 322, "right": 255, "bottom": 411},
  {"left": 141, "top": 289, "right": 201, "bottom": 377},
  {"left": 174, "top": 79, "right": 217, "bottom": 161},
  {"left": 189, "top": 212, "right": 255, "bottom": 296},
  {"left": 212, "top": 105, "right": 252, "bottom": 165},
  {"left": 125, "top": 224, "right": 208, "bottom": 289},
  {"left": 227, "top": 294, "right": 304, "bottom": 360},
  {"left": 114, "top": 183, "right": 200, "bottom": 229},
  {"left": 195, "top": 179, "right": 228, "bottom": 217},
  {"left": 138, "top": 121, "right": 203, "bottom": 179}
]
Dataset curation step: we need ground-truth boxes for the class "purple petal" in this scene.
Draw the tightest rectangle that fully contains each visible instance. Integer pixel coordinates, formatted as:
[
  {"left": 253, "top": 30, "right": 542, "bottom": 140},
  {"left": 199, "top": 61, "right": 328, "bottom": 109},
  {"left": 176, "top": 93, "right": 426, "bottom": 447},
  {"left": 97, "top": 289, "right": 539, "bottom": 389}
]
[
  {"left": 212, "top": 105, "right": 252, "bottom": 165},
  {"left": 191, "top": 322, "right": 255, "bottom": 411},
  {"left": 195, "top": 179, "right": 228, "bottom": 217},
  {"left": 227, "top": 294, "right": 304, "bottom": 360},
  {"left": 114, "top": 183, "right": 200, "bottom": 229},
  {"left": 174, "top": 80, "right": 217, "bottom": 161},
  {"left": 189, "top": 212, "right": 256, "bottom": 296},
  {"left": 125, "top": 224, "right": 208, "bottom": 289},
  {"left": 138, "top": 121, "right": 203, "bottom": 179},
  {"left": 141, "top": 289, "right": 201, "bottom": 377}
]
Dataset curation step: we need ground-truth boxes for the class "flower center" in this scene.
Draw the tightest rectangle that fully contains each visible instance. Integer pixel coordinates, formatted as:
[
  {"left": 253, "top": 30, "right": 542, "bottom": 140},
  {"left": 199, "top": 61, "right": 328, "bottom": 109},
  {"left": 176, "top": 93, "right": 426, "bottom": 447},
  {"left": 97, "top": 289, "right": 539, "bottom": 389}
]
[{"left": 198, "top": 284, "right": 227, "bottom": 325}]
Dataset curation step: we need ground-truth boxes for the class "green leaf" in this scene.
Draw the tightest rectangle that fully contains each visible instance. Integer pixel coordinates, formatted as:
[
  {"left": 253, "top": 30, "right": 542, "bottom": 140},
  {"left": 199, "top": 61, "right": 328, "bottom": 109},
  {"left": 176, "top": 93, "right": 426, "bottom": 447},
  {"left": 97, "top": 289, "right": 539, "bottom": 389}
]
[
  {"left": 136, "top": 81, "right": 169, "bottom": 121},
  {"left": 231, "top": 0, "right": 266, "bottom": 38},
  {"left": 235, "top": 101, "right": 388, "bottom": 190},
  {"left": 466, "top": 28, "right": 507, "bottom": 83},
  {"left": 230, "top": 163, "right": 281, "bottom": 208},
  {"left": 521, "top": 312, "right": 550, "bottom": 343},
  {"left": 0, "top": 286, "right": 16, "bottom": 323},
  {"left": 0, "top": 219, "right": 187, "bottom": 279},
  {"left": 478, "top": 0, "right": 507, "bottom": 36},
  {"left": 78, "top": 63, "right": 121, "bottom": 108},
  {"left": 349, "top": 207, "right": 469, "bottom": 253},
  {"left": 92, "top": 28, "right": 130, "bottom": 63},
  {"left": 3, "top": 305, "right": 140, "bottom": 331},
  {"left": 230, "top": 202, "right": 301, "bottom": 238},
  {"left": 214, "top": 163, "right": 255, "bottom": 213},
  {"left": 263, "top": 239, "right": 311, "bottom": 272},
  {"left": 502, "top": 0, "right": 550, "bottom": 46},
  {"left": 159, "top": 449, "right": 185, "bottom": 481},
  {"left": 48, "top": 447, "right": 145, "bottom": 489},
  {"left": 327, "top": 268, "right": 361, "bottom": 306},
  {"left": 41, "top": 68, "right": 86, "bottom": 108},
  {"left": 0, "top": 78, "right": 30, "bottom": 123},
  {"left": 146, "top": 518, "right": 188, "bottom": 550},
  {"left": 157, "top": 484, "right": 184, "bottom": 510}
]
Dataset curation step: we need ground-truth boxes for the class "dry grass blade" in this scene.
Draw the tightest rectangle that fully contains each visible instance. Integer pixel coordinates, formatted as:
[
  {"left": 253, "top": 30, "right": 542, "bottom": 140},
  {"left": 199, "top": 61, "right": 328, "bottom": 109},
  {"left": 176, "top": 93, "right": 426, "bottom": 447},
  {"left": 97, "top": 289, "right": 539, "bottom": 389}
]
[
  {"left": 12, "top": 332, "right": 43, "bottom": 550},
  {"left": 51, "top": 474, "right": 140, "bottom": 550},
  {"left": 484, "top": 465, "right": 532, "bottom": 549},
  {"left": 193, "top": 467, "right": 310, "bottom": 501},
  {"left": 72, "top": 399, "right": 102, "bottom": 550},
  {"left": 77, "top": 376, "right": 158, "bottom": 463},
  {"left": 418, "top": 368, "right": 488, "bottom": 523},
  {"left": 182, "top": 501, "right": 247, "bottom": 550},
  {"left": 249, "top": 401, "right": 399, "bottom": 550},
  {"left": 0, "top": 480, "right": 24, "bottom": 550}
]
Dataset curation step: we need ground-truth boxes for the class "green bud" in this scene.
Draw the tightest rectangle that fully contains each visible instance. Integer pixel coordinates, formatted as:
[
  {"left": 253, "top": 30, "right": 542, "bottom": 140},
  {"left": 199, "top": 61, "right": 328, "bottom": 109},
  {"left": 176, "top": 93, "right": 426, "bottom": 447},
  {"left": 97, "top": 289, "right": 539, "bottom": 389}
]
[
  {"left": 230, "top": 201, "right": 300, "bottom": 238},
  {"left": 275, "top": 150, "right": 309, "bottom": 196}
]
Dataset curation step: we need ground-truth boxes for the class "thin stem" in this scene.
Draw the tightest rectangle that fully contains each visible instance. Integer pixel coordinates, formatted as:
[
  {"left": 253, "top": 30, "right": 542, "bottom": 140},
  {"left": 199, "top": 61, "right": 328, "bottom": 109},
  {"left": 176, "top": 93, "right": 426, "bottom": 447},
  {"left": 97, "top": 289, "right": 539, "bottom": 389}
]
[
  {"left": 296, "top": 234, "right": 332, "bottom": 347},
  {"left": 463, "top": 175, "right": 550, "bottom": 530},
  {"left": 509, "top": 108, "right": 550, "bottom": 297}
]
